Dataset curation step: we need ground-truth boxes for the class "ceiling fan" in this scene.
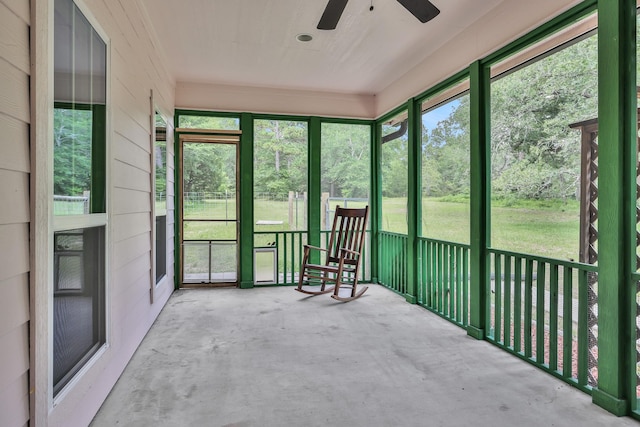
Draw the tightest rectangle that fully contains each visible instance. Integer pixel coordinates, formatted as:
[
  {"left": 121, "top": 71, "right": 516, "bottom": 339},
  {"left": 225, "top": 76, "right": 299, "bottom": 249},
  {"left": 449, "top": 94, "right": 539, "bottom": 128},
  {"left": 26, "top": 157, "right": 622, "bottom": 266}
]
[{"left": 317, "top": 0, "right": 440, "bottom": 30}]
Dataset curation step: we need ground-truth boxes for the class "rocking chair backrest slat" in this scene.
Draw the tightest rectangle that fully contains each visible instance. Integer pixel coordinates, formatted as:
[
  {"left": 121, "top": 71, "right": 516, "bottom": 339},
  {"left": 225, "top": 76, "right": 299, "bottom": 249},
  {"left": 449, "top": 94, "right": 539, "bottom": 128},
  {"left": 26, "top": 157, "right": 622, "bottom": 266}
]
[{"left": 326, "top": 205, "right": 369, "bottom": 266}]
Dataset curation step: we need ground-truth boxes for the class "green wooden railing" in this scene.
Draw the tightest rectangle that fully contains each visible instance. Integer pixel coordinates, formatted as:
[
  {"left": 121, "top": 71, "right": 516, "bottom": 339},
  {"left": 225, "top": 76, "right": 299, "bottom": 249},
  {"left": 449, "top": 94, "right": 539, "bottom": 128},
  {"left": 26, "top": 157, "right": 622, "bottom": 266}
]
[
  {"left": 376, "top": 233, "right": 600, "bottom": 393},
  {"left": 488, "top": 249, "right": 598, "bottom": 392},
  {"left": 378, "top": 231, "right": 408, "bottom": 295},
  {"left": 255, "top": 231, "right": 306, "bottom": 285},
  {"left": 417, "top": 238, "right": 470, "bottom": 327},
  {"left": 254, "top": 230, "right": 371, "bottom": 286}
]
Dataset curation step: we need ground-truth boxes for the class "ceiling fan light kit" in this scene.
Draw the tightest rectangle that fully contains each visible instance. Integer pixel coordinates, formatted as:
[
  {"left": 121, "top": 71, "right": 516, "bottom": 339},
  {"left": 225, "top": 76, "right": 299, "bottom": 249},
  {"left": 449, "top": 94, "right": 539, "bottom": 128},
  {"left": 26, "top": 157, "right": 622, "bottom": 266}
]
[{"left": 317, "top": 0, "right": 440, "bottom": 30}]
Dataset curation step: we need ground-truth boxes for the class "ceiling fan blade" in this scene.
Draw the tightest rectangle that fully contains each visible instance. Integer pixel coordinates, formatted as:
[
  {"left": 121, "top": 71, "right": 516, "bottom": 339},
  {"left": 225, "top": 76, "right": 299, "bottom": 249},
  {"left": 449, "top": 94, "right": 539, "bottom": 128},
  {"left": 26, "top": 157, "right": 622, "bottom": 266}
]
[
  {"left": 396, "top": 0, "right": 440, "bottom": 23},
  {"left": 317, "top": 0, "right": 349, "bottom": 30}
]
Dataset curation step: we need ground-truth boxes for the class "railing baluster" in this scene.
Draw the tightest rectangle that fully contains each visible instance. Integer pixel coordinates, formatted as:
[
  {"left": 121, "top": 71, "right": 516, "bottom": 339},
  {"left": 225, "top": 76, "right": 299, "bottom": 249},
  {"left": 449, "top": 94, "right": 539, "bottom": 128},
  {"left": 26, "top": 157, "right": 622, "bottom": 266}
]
[
  {"left": 514, "top": 257, "right": 522, "bottom": 353},
  {"left": 578, "top": 268, "right": 588, "bottom": 386},
  {"left": 495, "top": 253, "right": 502, "bottom": 342},
  {"left": 449, "top": 245, "right": 455, "bottom": 318},
  {"left": 456, "top": 246, "right": 462, "bottom": 324},
  {"left": 430, "top": 241, "right": 436, "bottom": 308},
  {"left": 291, "top": 233, "right": 295, "bottom": 284},
  {"left": 283, "top": 233, "right": 288, "bottom": 284},
  {"left": 463, "top": 248, "right": 469, "bottom": 326},
  {"left": 438, "top": 242, "right": 444, "bottom": 313},
  {"left": 524, "top": 258, "right": 534, "bottom": 359},
  {"left": 536, "top": 261, "right": 546, "bottom": 365},
  {"left": 562, "top": 266, "right": 572, "bottom": 378},
  {"left": 549, "top": 264, "right": 559, "bottom": 372},
  {"left": 504, "top": 254, "right": 512, "bottom": 348}
]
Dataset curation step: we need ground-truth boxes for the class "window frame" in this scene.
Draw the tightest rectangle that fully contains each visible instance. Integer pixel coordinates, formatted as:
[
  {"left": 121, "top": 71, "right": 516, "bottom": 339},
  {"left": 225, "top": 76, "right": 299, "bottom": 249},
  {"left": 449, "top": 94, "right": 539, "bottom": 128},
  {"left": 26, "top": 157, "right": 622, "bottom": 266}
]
[
  {"left": 49, "top": 0, "right": 111, "bottom": 405},
  {"left": 152, "top": 94, "right": 170, "bottom": 292}
]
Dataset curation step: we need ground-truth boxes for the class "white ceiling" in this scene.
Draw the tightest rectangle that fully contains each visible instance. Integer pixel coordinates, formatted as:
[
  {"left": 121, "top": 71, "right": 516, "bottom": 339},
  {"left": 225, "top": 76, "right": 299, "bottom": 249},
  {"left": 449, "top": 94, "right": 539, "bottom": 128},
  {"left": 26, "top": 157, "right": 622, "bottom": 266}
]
[{"left": 138, "top": 0, "right": 508, "bottom": 96}]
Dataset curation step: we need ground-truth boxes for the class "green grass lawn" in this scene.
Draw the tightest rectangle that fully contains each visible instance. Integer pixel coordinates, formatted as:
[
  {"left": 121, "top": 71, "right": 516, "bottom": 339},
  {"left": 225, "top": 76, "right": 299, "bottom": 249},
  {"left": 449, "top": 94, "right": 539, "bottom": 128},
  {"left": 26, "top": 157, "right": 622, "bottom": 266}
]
[
  {"left": 384, "top": 196, "right": 580, "bottom": 261},
  {"left": 182, "top": 196, "right": 581, "bottom": 263}
]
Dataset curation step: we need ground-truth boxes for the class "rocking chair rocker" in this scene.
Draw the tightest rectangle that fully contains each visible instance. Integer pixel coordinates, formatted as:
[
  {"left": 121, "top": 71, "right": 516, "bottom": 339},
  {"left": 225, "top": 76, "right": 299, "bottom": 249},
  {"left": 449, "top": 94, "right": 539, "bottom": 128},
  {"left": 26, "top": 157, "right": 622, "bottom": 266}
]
[{"left": 296, "top": 205, "right": 369, "bottom": 302}]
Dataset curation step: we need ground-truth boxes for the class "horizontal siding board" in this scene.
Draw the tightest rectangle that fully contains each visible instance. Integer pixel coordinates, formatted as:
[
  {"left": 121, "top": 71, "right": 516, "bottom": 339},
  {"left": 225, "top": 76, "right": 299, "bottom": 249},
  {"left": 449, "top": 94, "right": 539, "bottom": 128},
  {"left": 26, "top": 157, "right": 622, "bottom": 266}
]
[
  {"left": 0, "top": 2, "right": 29, "bottom": 73},
  {"left": 112, "top": 252, "right": 150, "bottom": 295},
  {"left": 113, "top": 132, "right": 151, "bottom": 172},
  {"left": 0, "top": 57, "right": 29, "bottom": 123},
  {"left": 113, "top": 77, "right": 151, "bottom": 132},
  {"left": 0, "top": 113, "right": 29, "bottom": 173},
  {"left": 0, "top": 372, "right": 28, "bottom": 427},
  {"left": 0, "top": 169, "right": 29, "bottom": 225},
  {"left": 0, "top": 323, "right": 28, "bottom": 390},
  {"left": 113, "top": 159, "right": 151, "bottom": 193},
  {"left": 0, "top": 274, "right": 28, "bottom": 337},
  {"left": 0, "top": 224, "right": 28, "bottom": 282},
  {"left": 112, "top": 268, "right": 151, "bottom": 325},
  {"left": 113, "top": 106, "right": 150, "bottom": 152},
  {"left": 112, "top": 212, "right": 151, "bottom": 243},
  {"left": 112, "top": 231, "right": 151, "bottom": 270},
  {"left": 112, "top": 187, "right": 151, "bottom": 215},
  {"left": 0, "top": 0, "right": 30, "bottom": 24}
]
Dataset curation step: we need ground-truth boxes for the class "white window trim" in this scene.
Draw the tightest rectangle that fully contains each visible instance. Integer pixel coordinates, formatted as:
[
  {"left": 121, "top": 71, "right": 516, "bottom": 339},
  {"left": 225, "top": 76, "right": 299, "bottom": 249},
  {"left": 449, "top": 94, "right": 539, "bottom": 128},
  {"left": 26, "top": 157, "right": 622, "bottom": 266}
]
[{"left": 32, "top": 0, "right": 112, "bottom": 418}]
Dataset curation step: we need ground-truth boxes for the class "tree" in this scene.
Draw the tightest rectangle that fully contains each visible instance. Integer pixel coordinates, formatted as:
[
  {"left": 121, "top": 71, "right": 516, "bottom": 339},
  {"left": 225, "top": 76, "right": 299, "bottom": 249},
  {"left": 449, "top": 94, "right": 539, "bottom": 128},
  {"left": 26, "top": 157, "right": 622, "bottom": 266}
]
[
  {"left": 254, "top": 120, "right": 308, "bottom": 195},
  {"left": 321, "top": 123, "right": 370, "bottom": 198},
  {"left": 183, "top": 143, "right": 232, "bottom": 193},
  {"left": 53, "top": 108, "right": 93, "bottom": 197}
]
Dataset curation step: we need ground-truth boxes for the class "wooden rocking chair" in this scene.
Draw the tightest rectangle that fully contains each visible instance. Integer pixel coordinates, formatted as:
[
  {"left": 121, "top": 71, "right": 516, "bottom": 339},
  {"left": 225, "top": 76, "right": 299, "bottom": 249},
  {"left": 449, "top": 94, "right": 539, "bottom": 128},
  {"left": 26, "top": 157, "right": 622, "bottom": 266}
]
[{"left": 296, "top": 205, "right": 369, "bottom": 302}]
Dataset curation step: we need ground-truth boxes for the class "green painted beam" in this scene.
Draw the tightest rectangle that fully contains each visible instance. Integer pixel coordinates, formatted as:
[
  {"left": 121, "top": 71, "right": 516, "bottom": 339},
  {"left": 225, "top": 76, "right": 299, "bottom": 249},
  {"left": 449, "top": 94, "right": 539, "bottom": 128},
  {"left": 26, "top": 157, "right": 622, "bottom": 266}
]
[
  {"left": 405, "top": 99, "right": 420, "bottom": 303},
  {"left": 371, "top": 122, "right": 382, "bottom": 283},
  {"left": 468, "top": 60, "right": 490, "bottom": 340},
  {"left": 308, "top": 117, "right": 322, "bottom": 264},
  {"left": 173, "top": 117, "right": 181, "bottom": 290},
  {"left": 591, "top": 0, "right": 636, "bottom": 415},
  {"left": 239, "top": 112, "right": 255, "bottom": 288}
]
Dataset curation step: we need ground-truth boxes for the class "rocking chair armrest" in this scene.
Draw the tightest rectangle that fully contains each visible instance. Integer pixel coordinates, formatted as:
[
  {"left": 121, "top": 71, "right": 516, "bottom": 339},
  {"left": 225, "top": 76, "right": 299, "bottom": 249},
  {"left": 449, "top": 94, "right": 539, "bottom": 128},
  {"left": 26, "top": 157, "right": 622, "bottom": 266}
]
[
  {"left": 339, "top": 247, "right": 361, "bottom": 257},
  {"left": 303, "top": 244, "right": 328, "bottom": 253}
]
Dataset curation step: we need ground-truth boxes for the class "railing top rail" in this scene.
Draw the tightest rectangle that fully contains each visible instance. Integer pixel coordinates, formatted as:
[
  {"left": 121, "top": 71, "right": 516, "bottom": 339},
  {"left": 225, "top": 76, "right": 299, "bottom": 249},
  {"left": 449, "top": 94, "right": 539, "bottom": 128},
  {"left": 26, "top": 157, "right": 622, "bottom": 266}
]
[
  {"left": 254, "top": 231, "right": 308, "bottom": 235},
  {"left": 488, "top": 247, "right": 598, "bottom": 271},
  {"left": 418, "top": 236, "right": 471, "bottom": 250},
  {"left": 379, "top": 230, "right": 408, "bottom": 238}
]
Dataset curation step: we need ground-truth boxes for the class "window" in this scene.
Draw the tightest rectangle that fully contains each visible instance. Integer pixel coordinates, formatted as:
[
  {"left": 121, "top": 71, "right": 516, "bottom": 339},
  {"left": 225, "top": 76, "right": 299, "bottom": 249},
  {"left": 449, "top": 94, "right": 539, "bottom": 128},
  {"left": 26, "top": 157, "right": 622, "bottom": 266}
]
[
  {"left": 320, "top": 123, "right": 370, "bottom": 229},
  {"left": 490, "top": 25, "right": 597, "bottom": 261},
  {"left": 380, "top": 110, "right": 408, "bottom": 234},
  {"left": 178, "top": 114, "right": 240, "bottom": 130},
  {"left": 253, "top": 119, "right": 309, "bottom": 234},
  {"left": 420, "top": 83, "right": 470, "bottom": 243},
  {"left": 53, "top": 0, "right": 107, "bottom": 396},
  {"left": 155, "top": 112, "right": 167, "bottom": 283}
]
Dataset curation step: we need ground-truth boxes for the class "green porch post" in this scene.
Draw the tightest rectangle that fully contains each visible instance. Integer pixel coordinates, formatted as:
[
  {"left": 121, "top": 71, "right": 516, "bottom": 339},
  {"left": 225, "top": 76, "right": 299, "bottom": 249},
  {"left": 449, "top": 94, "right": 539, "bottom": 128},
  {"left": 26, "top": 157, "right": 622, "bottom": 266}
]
[
  {"left": 239, "top": 112, "right": 255, "bottom": 288},
  {"left": 468, "top": 60, "right": 490, "bottom": 340},
  {"left": 371, "top": 122, "right": 381, "bottom": 283},
  {"left": 592, "top": 0, "right": 636, "bottom": 415},
  {"left": 308, "top": 117, "right": 322, "bottom": 263},
  {"left": 405, "top": 99, "right": 421, "bottom": 303},
  {"left": 173, "top": 118, "right": 181, "bottom": 290}
]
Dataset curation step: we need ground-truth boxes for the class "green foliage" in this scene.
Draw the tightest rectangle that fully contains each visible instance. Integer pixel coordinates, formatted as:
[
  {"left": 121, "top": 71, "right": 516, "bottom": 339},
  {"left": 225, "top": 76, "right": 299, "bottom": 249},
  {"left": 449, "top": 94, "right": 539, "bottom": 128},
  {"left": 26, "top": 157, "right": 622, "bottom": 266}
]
[
  {"left": 321, "top": 123, "right": 370, "bottom": 198},
  {"left": 183, "top": 143, "right": 235, "bottom": 193},
  {"left": 53, "top": 108, "right": 93, "bottom": 197},
  {"left": 179, "top": 115, "right": 240, "bottom": 130},
  {"left": 490, "top": 34, "right": 597, "bottom": 200},
  {"left": 254, "top": 120, "right": 308, "bottom": 194},
  {"left": 381, "top": 117, "right": 409, "bottom": 198},
  {"left": 420, "top": 32, "right": 597, "bottom": 202},
  {"left": 422, "top": 97, "right": 470, "bottom": 197}
]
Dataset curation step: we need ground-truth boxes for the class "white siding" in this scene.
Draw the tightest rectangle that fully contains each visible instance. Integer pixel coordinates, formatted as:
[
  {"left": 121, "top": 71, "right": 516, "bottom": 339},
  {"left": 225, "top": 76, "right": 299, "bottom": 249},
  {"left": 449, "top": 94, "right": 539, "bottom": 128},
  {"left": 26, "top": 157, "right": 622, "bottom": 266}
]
[
  {"left": 24, "top": 0, "right": 176, "bottom": 425},
  {"left": 0, "top": 0, "right": 30, "bottom": 426}
]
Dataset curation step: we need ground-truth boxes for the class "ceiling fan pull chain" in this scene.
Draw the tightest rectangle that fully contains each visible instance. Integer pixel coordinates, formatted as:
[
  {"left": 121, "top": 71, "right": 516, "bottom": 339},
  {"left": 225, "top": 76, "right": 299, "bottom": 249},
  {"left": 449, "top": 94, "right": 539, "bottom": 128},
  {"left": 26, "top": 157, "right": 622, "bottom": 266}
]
[{"left": 369, "top": 0, "right": 374, "bottom": 12}]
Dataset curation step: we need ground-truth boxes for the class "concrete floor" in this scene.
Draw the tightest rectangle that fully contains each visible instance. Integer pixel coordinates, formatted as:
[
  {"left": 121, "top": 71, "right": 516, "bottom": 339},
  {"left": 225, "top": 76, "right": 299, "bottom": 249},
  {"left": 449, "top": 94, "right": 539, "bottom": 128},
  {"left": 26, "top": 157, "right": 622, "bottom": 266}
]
[{"left": 91, "top": 285, "right": 637, "bottom": 427}]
